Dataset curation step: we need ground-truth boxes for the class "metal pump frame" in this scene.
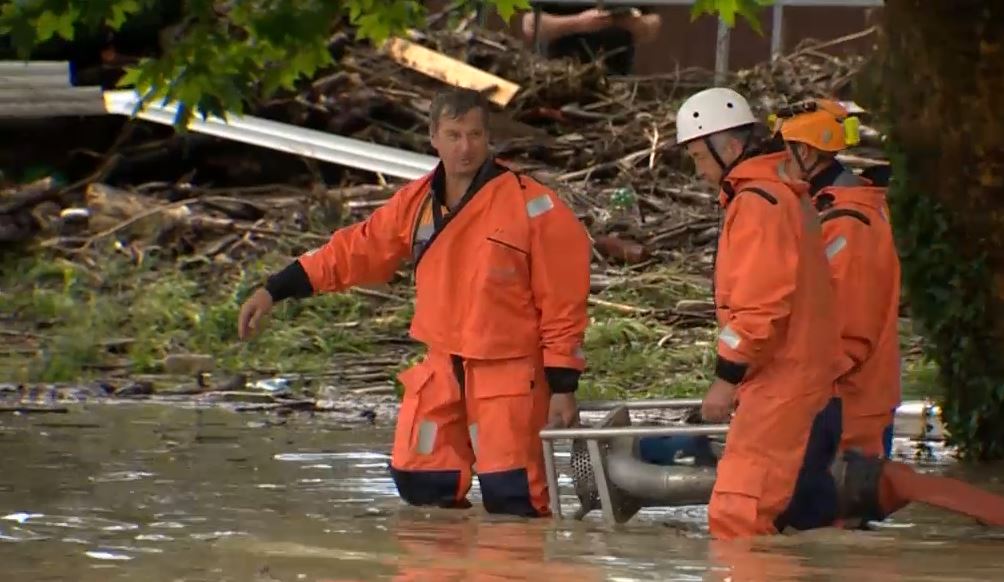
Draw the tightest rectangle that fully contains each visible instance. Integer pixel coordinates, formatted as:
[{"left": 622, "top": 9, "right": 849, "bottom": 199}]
[
  {"left": 538, "top": 397, "right": 945, "bottom": 524},
  {"left": 539, "top": 398, "right": 728, "bottom": 521}
]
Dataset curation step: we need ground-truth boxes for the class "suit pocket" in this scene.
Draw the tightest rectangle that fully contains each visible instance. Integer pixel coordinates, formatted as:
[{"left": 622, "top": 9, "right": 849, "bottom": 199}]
[{"left": 395, "top": 360, "right": 435, "bottom": 454}]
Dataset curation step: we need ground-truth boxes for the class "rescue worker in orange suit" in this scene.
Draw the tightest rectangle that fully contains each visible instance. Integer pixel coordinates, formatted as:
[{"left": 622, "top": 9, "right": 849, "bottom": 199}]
[
  {"left": 770, "top": 99, "right": 1004, "bottom": 531},
  {"left": 770, "top": 99, "right": 900, "bottom": 459},
  {"left": 236, "top": 88, "right": 592, "bottom": 517},
  {"left": 675, "top": 87, "right": 844, "bottom": 541}
]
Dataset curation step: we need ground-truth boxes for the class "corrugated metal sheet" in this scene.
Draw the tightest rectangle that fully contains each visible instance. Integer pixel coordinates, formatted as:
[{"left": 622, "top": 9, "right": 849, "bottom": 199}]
[
  {"left": 0, "top": 61, "right": 106, "bottom": 117},
  {"left": 0, "top": 60, "right": 71, "bottom": 85}
]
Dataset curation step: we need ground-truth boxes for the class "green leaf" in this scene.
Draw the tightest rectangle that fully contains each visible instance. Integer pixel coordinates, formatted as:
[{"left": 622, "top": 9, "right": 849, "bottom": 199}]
[
  {"left": 691, "top": 0, "right": 723, "bottom": 23},
  {"left": 690, "top": 0, "right": 773, "bottom": 32},
  {"left": 54, "top": 8, "right": 78, "bottom": 41},
  {"left": 498, "top": 0, "right": 531, "bottom": 21},
  {"left": 107, "top": 0, "right": 142, "bottom": 30},
  {"left": 5, "top": 17, "right": 39, "bottom": 57},
  {"left": 115, "top": 64, "right": 144, "bottom": 88},
  {"left": 738, "top": 3, "right": 763, "bottom": 35},
  {"left": 355, "top": 13, "right": 392, "bottom": 43},
  {"left": 719, "top": 0, "right": 739, "bottom": 27},
  {"left": 35, "top": 11, "right": 64, "bottom": 42}
]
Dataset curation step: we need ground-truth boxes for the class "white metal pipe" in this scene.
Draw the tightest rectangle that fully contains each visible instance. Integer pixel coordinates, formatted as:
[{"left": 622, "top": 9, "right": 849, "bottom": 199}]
[
  {"left": 540, "top": 424, "right": 729, "bottom": 440},
  {"left": 579, "top": 398, "right": 703, "bottom": 411},
  {"left": 561, "top": 399, "right": 946, "bottom": 441},
  {"left": 103, "top": 90, "right": 438, "bottom": 180}
]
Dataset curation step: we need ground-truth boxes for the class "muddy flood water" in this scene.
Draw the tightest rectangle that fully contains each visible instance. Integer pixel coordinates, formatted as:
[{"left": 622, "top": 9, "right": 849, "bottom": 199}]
[{"left": 2, "top": 402, "right": 1004, "bottom": 581}]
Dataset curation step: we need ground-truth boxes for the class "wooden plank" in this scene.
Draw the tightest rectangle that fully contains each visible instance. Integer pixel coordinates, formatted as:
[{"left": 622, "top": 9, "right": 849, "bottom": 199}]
[{"left": 382, "top": 37, "right": 520, "bottom": 107}]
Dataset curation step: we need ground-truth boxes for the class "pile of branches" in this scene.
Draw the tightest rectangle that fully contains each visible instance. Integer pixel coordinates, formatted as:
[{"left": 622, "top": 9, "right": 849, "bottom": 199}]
[{"left": 0, "top": 25, "right": 881, "bottom": 270}]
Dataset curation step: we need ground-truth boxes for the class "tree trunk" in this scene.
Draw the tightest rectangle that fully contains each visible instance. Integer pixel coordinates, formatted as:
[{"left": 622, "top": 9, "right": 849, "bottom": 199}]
[{"left": 877, "top": 1, "right": 1004, "bottom": 459}]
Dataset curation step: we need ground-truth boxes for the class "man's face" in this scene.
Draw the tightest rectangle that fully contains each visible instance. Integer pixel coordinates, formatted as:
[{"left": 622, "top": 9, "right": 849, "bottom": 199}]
[
  {"left": 430, "top": 108, "right": 489, "bottom": 177},
  {"left": 685, "top": 138, "right": 733, "bottom": 186}
]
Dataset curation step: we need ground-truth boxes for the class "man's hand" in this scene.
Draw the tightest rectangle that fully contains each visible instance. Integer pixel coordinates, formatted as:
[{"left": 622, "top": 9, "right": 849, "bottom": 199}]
[
  {"left": 634, "top": 13, "right": 663, "bottom": 44},
  {"left": 573, "top": 8, "right": 615, "bottom": 35},
  {"left": 548, "top": 392, "right": 579, "bottom": 428},
  {"left": 614, "top": 12, "right": 662, "bottom": 44},
  {"left": 701, "top": 378, "right": 737, "bottom": 422},
  {"left": 237, "top": 287, "right": 275, "bottom": 341}
]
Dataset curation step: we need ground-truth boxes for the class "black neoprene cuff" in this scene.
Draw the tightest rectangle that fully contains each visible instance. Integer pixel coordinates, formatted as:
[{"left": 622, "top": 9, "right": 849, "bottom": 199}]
[
  {"left": 545, "top": 367, "right": 580, "bottom": 394},
  {"left": 715, "top": 355, "right": 748, "bottom": 385},
  {"left": 264, "top": 260, "right": 314, "bottom": 302}
]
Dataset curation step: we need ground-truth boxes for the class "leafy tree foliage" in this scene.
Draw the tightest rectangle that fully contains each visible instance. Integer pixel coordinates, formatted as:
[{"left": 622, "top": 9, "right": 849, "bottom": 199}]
[
  {"left": 0, "top": 0, "right": 531, "bottom": 123},
  {"left": 692, "top": 0, "right": 775, "bottom": 34},
  {"left": 1, "top": 1, "right": 762, "bottom": 124}
]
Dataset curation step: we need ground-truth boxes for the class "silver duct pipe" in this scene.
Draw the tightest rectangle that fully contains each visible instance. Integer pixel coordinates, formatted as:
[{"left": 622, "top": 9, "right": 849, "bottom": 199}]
[
  {"left": 604, "top": 434, "right": 717, "bottom": 505},
  {"left": 565, "top": 406, "right": 720, "bottom": 521}
]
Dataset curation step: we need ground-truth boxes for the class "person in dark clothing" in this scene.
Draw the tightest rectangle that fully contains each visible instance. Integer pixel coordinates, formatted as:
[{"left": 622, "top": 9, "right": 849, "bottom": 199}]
[{"left": 518, "top": 4, "right": 662, "bottom": 75}]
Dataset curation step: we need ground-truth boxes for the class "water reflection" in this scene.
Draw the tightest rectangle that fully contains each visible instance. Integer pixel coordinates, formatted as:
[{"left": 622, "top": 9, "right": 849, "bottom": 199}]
[{"left": 1, "top": 403, "right": 1002, "bottom": 581}]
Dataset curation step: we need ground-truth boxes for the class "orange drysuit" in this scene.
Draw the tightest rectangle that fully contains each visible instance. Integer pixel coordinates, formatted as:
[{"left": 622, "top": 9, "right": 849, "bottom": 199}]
[
  {"left": 264, "top": 159, "right": 591, "bottom": 517},
  {"left": 809, "top": 164, "right": 901, "bottom": 458},
  {"left": 709, "top": 151, "right": 843, "bottom": 540}
]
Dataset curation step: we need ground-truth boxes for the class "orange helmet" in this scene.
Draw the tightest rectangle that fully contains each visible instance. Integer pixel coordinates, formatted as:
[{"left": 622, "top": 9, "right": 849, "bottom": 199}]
[{"left": 769, "top": 99, "right": 860, "bottom": 152}]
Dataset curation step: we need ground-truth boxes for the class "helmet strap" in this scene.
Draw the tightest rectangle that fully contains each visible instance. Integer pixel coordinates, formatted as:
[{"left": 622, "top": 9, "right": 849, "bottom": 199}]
[
  {"left": 704, "top": 136, "right": 728, "bottom": 172},
  {"left": 788, "top": 141, "right": 834, "bottom": 180},
  {"left": 704, "top": 128, "right": 754, "bottom": 185},
  {"left": 788, "top": 142, "right": 810, "bottom": 175}
]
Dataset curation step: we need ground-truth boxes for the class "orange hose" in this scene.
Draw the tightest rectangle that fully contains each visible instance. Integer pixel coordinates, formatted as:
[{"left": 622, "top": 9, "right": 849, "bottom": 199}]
[{"left": 879, "top": 461, "right": 1004, "bottom": 526}]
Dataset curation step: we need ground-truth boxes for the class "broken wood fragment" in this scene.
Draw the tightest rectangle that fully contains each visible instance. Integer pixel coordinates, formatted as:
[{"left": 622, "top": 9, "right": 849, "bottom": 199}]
[{"left": 383, "top": 37, "right": 520, "bottom": 107}]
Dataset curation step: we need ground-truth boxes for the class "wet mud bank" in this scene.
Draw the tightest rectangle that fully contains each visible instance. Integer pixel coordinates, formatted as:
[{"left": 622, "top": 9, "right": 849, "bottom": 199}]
[
  {"left": 0, "top": 378, "right": 697, "bottom": 428},
  {"left": 0, "top": 379, "right": 401, "bottom": 427}
]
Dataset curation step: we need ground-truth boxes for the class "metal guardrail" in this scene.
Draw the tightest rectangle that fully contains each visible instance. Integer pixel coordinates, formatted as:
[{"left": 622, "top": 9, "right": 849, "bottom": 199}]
[{"left": 0, "top": 60, "right": 72, "bottom": 84}]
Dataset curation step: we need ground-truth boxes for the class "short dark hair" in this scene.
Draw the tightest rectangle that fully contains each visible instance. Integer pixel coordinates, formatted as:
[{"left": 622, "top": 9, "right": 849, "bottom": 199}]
[{"left": 429, "top": 88, "right": 489, "bottom": 132}]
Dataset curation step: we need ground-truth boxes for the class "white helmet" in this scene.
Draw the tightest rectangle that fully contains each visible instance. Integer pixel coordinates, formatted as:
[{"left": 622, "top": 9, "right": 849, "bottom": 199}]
[{"left": 676, "top": 87, "right": 756, "bottom": 145}]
